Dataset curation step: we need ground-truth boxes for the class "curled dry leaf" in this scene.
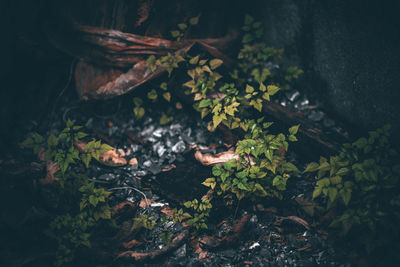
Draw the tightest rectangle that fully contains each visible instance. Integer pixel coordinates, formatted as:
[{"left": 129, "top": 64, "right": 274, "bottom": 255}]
[
  {"left": 139, "top": 199, "right": 155, "bottom": 209},
  {"left": 129, "top": 157, "right": 138, "bottom": 165},
  {"left": 100, "top": 150, "right": 127, "bottom": 166},
  {"left": 161, "top": 164, "right": 176, "bottom": 172},
  {"left": 39, "top": 160, "right": 60, "bottom": 185},
  {"left": 75, "top": 141, "right": 127, "bottom": 166},
  {"left": 123, "top": 239, "right": 144, "bottom": 249},
  {"left": 194, "top": 149, "right": 238, "bottom": 166}
]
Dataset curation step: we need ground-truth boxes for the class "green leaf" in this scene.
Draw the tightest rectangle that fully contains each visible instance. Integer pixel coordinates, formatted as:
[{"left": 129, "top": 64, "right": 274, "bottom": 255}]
[
  {"left": 202, "top": 178, "right": 216, "bottom": 189},
  {"left": 160, "top": 114, "right": 174, "bottom": 125},
  {"left": 171, "top": 30, "right": 181, "bottom": 38},
  {"left": 189, "top": 55, "right": 199, "bottom": 65},
  {"left": 199, "top": 99, "right": 212, "bottom": 108},
  {"left": 178, "top": 23, "right": 187, "bottom": 30},
  {"left": 289, "top": 125, "right": 300, "bottom": 135},
  {"left": 313, "top": 187, "right": 322, "bottom": 199},
  {"left": 328, "top": 187, "right": 338, "bottom": 203},
  {"left": 163, "top": 92, "right": 171, "bottom": 102},
  {"left": 262, "top": 92, "right": 270, "bottom": 101},
  {"left": 47, "top": 134, "right": 58, "bottom": 147},
  {"left": 66, "top": 119, "right": 74, "bottom": 128},
  {"left": 81, "top": 153, "right": 91, "bottom": 168},
  {"left": 336, "top": 168, "right": 349, "bottom": 176},
  {"left": 147, "top": 89, "right": 158, "bottom": 100},
  {"left": 245, "top": 84, "right": 254, "bottom": 93},
  {"left": 99, "top": 144, "right": 113, "bottom": 153},
  {"left": 244, "top": 14, "right": 254, "bottom": 25},
  {"left": 213, "top": 113, "right": 227, "bottom": 128},
  {"left": 134, "top": 107, "right": 145, "bottom": 120},
  {"left": 160, "top": 82, "right": 168, "bottom": 90},
  {"left": 209, "top": 58, "right": 223, "bottom": 70},
  {"left": 189, "top": 15, "right": 200, "bottom": 25},
  {"left": 318, "top": 162, "right": 330, "bottom": 171},
  {"left": 34, "top": 133, "right": 44, "bottom": 143},
  {"left": 340, "top": 189, "right": 352, "bottom": 206},
  {"left": 267, "top": 85, "right": 280, "bottom": 95}
]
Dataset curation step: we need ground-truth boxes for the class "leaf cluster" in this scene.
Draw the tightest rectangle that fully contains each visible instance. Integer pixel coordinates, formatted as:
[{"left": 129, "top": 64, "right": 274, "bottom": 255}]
[
  {"left": 305, "top": 125, "right": 400, "bottom": 244},
  {"left": 21, "top": 119, "right": 113, "bottom": 176}
]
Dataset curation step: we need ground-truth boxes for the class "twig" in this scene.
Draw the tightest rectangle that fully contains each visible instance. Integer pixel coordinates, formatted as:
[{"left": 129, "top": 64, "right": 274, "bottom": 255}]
[{"left": 108, "top": 186, "right": 149, "bottom": 208}]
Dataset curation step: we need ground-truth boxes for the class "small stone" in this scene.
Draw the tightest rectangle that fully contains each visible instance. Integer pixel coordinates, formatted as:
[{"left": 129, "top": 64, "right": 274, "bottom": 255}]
[
  {"left": 222, "top": 249, "right": 235, "bottom": 258},
  {"left": 136, "top": 170, "right": 147, "bottom": 177},
  {"left": 169, "top": 123, "right": 182, "bottom": 136},
  {"left": 323, "top": 118, "right": 335, "bottom": 128},
  {"left": 140, "top": 125, "right": 155, "bottom": 137},
  {"left": 249, "top": 242, "right": 260, "bottom": 250},
  {"left": 153, "top": 128, "right": 164, "bottom": 138},
  {"left": 171, "top": 140, "right": 186, "bottom": 153},
  {"left": 286, "top": 90, "right": 300, "bottom": 102},
  {"left": 250, "top": 215, "right": 258, "bottom": 223},
  {"left": 153, "top": 142, "right": 167, "bottom": 157},
  {"left": 308, "top": 110, "right": 324, "bottom": 121},
  {"left": 294, "top": 97, "right": 309, "bottom": 110},
  {"left": 148, "top": 164, "right": 161, "bottom": 175},
  {"left": 174, "top": 244, "right": 187, "bottom": 258},
  {"left": 143, "top": 160, "right": 152, "bottom": 168}
]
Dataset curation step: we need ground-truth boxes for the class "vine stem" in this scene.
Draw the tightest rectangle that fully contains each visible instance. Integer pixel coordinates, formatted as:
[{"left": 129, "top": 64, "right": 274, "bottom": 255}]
[{"left": 108, "top": 186, "right": 149, "bottom": 208}]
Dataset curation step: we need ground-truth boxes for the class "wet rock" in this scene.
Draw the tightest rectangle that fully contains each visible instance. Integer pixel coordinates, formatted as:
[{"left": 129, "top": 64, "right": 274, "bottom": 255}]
[
  {"left": 172, "top": 141, "right": 186, "bottom": 153},
  {"left": 249, "top": 242, "right": 260, "bottom": 250},
  {"left": 174, "top": 244, "right": 187, "bottom": 259},
  {"left": 308, "top": 110, "right": 325, "bottom": 121},
  {"left": 294, "top": 97, "right": 309, "bottom": 110},
  {"left": 148, "top": 164, "right": 161, "bottom": 175},
  {"left": 97, "top": 173, "right": 118, "bottom": 183},
  {"left": 221, "top": 249, "right": 236, "bottom": 259},
  {"left": 136, "top": 170, "right": 147, "bottom": 177},
  {"left": 286, "top": 90, "right": 300, "bottom": 102},
  {"left": 143, "top": 160, "right": 152, "bottom": 168},
  {"left": 323, "top": 117, "right": 335, "bottom": 128}
]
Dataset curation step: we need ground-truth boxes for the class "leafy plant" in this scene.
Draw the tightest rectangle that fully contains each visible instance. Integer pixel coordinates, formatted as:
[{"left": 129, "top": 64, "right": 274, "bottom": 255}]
[
  {"left": 146, "top": 53, "right": 185, "bottom": 76},
  {"left": 49, "top": 182, "right": 112, "bottom": 266},
  {"left": 133, "top": 97, "right": 145, "bottom": 120},
  {"left": 305, "top": 125, "right": 400, "bottom": 252},
  {"left": 131, "top": 214, "right": 157, "bottom": 232},
  {"left": 21, "top": 121, "right": 115, "bottom": 265},
  {"left": 203, "top": 124, "right": 299, "bottom": 201},
  {"left": 183, "top": 197, "right": 212, "bottom": 230},
  {"left": 170, "top": 15, "right": 200, "bottom": 41},
  {"left": 21, "top": 119, "right": 113, "bottom": 176}
]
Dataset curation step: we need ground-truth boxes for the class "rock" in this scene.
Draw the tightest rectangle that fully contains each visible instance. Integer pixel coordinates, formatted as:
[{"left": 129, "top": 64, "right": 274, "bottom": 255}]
[
  {"left": 174, "top": 244, "right": 187, "bottom": 258},
  {"left": 97, "top": 173, "right": 117, "bottom": 183},
  {"left": 172, "top": 140, "right": 186, "bottom": 153}
]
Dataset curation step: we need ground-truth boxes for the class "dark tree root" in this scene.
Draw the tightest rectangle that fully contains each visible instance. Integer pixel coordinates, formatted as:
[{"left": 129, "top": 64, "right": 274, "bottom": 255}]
[
  {"left": 115, "top": 229, "right": 190, "bottom": 262},
  {"left": 199, "top": 213, "right": 251, "bottom": 249}
]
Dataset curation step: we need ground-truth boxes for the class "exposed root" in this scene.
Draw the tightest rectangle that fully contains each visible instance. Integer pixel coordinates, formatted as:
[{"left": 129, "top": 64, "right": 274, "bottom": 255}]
[{"left": 116, "top": 229, "right": 189, "bottom": 262}]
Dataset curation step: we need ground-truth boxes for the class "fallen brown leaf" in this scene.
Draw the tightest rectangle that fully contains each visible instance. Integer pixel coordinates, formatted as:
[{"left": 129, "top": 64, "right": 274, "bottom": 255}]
[
  {"left": 39, "top": 160, "right": 60, "bottom": 185},
  {"left": 139, "top": 199, "right": 155, "bottom": 209},
  {"left": 194, "top": 149, "right": 238, "bottom": 166},
  {"left": 129, "top": 157, "right": 138, "bottom": 165},
  {"left": 123, "top": 239, "right": 143, "bottom": 249},
  {"left": 99, "top": 150, "right": 127, "bottom": 166}
]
